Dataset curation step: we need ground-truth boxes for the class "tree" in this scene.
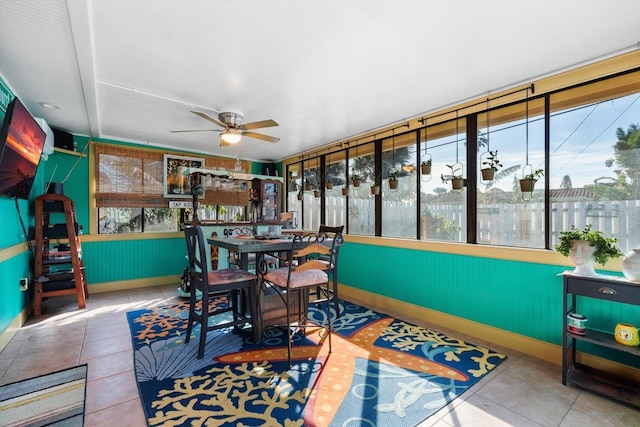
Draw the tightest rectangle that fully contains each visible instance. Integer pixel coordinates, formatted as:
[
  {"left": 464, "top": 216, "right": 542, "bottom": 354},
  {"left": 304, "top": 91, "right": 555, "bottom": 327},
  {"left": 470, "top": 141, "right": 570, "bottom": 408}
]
[
  {"left": 560, "top": 175, "right": 572, "bottom": 189},
  {"left": 604, "top": 123, "right": 640, "bottom": 199}
]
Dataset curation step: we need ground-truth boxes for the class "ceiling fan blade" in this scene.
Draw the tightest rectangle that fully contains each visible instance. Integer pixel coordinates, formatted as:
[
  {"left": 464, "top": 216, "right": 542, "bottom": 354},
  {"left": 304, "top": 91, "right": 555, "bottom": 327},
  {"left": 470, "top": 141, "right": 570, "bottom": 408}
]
[
  {"left": 191, "top": 111, "right": 226, "bottom": 128},
  {"left": 240, "top": 119, "right": 279, "bottom": 131},
  {"left": 243, "top": 131, "right": 280, "bottom": 143},
  {"left": 170, "top": 129, "right": 217, "bottom": 133}
]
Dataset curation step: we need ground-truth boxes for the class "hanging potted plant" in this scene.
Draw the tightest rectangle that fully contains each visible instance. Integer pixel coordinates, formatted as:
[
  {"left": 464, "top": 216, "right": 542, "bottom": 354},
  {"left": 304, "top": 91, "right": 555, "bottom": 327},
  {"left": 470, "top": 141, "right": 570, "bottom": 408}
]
[
  {"left": 481, "top": 150, "right": 502, "bottom": 181},
  {"left": 555, "top": 224, "right": 623, "bottom": 276},
  {"left": 325, "top": 180, "right": 333, "bottom": 190},
  {"left": 370, "top": 175, "right": 381, "bottom": 195},
  {"left": 421, "top": 159, "right": 432, "bottom": 175},
  {"left": 313, "top": 188, "right": 320, "bottom": 198},
  {"left": 351, "top": 171, "right": 362, "bottom": 188},
  {"left": 296, "top": 190, "right": 303, "bottom": 201},
  {"left": 519, "top": 169, "right": 544, "bottom": 192},
  {"left": 441, "top": 164, "right": 464, "bottom": 190},
  {"left": 388, "top": 170, "right": 399, "bottom": 190},
  {"left": 304, "top": 179, "right": 312, "bottom": 191},
  {"left": 341, "top": 185, "right": 349, "bottom": 196}
]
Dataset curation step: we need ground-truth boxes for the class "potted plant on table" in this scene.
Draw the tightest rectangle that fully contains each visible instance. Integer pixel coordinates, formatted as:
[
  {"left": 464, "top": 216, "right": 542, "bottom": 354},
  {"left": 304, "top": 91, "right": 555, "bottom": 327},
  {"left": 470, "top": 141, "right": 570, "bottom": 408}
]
[
  {"left": 481, "top": 150, "right": 502, "bottom": 181},
  {"left": 555, "top": 224, "right": 623, "bottom": 276}
]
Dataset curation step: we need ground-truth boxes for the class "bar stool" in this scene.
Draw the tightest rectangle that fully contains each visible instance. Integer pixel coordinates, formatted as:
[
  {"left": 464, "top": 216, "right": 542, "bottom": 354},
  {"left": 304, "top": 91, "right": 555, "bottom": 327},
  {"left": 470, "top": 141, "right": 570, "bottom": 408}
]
[{"left": 184, "top": 226, "right": 257, "bottom": 359}]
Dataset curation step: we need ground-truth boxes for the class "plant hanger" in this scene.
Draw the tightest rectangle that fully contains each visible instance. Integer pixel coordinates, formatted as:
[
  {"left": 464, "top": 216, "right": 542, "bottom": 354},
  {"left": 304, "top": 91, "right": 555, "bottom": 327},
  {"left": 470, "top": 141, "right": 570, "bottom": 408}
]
[
  {"left": 421, "top": 117, "right": 432, "bottom": 181},
  {"left": 519, "top": 84, "right": 538, "bottom": 201},
  {"left": 387, "top": 129, "right": 399, "bottom": 192},
  {"left": 480, "top": 97, "right": 495, "bottom": 184}
]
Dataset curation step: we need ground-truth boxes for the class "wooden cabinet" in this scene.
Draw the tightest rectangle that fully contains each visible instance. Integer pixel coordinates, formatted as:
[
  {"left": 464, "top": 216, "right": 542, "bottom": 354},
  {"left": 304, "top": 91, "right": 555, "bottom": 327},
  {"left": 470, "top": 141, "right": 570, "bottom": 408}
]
[
  {"left": 561, "top": 273, "right": 640, "bottom": 408},
  {"left": 253, "top": 179, "right": 280, "bottom": 223}
]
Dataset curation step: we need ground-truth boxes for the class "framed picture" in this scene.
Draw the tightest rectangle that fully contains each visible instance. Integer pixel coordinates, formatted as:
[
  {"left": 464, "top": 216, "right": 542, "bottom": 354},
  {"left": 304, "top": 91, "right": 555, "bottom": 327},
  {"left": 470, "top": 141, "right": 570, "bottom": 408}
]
[{"left": 164, "top": 154, "right": 204, "bottom": 198}]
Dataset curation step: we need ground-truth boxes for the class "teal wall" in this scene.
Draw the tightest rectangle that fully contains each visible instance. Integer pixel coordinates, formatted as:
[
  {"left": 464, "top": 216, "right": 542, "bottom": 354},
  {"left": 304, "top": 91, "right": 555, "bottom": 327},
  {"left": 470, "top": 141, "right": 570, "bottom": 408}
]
[
  {"left": 82, "top": 237, "right": 185, "bottom": 284},
  {"left": 339, "top": 242, "right": 639, "bottom": 367},
  {"left": 0, "top": 78, "right": 47, "bottom": 333}
]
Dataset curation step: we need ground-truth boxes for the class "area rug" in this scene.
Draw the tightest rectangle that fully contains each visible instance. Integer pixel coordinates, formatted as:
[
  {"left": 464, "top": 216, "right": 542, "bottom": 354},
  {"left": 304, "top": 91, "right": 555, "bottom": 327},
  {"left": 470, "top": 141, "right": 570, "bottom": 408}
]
[
  {"left": 0, "top": 364, "right": 87, "bottom": 426},
  {"left": 127, "top": 297, "right": 507, "bottom": 426}
]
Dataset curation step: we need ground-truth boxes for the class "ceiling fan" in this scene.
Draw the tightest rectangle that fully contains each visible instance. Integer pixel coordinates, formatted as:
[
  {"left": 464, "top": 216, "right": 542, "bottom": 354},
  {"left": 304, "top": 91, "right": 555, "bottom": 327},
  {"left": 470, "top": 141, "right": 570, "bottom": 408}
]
[{"left": 171, "top": 111, "right": 280, "bottom": 146}]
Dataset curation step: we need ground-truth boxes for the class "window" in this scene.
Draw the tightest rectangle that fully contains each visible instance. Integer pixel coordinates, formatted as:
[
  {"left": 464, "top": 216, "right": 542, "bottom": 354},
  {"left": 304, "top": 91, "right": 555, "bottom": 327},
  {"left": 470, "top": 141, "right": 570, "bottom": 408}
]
[
  {"left": 281, "top": 66, "right": 639, "bottom": 250},
  {"left": 95, "top": 144, "right": 179, "bottom": 233},
  {"left": 550, "top": 71, "right": 640, "bottom": 253},
  {"left": 381, "top": 132, "right": 417, "bottom": 238},
  {"left": 302, "top": 157, "right": 322, "bottom": 231},
  {"left": 94, "top": 144, "right": 252, "bottom": 233},
  {"left": 348, "top": 141, "right": 375, "bottom": 235},
  {"left": 420, "top": 118, "right": 467, "bottom": 242},
  {"left": 324, "top": 151, "right": 347, "bottom": 228},
  {"left": 476, "top": 97, "right": 546, "bottom": 248}
]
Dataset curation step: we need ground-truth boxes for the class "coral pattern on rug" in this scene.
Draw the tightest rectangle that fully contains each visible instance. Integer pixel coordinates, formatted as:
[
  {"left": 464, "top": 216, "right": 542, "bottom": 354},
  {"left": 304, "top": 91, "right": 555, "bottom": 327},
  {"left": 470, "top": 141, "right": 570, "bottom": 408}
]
[{"left": 127, "top": 298, "right": 507, "bottom": 426}]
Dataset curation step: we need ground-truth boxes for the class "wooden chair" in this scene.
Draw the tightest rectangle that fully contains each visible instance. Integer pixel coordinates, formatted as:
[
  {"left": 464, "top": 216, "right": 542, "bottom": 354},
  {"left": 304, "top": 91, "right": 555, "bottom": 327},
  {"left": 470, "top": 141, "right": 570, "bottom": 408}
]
[
  {"left": 184, "top": 226, "right": 257, "bottom": 359},
  {"left": 258, "top": 232, "right": 343, "bottom": 368},
  {"left": 316, "top": 225, "right": 344, "bottom": 316}
]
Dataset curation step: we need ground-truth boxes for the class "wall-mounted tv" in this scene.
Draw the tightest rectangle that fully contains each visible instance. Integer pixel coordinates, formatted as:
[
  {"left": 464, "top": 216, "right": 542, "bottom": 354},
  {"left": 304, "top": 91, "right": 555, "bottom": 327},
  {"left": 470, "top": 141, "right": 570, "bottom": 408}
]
[{"left": 0, "top": 97, "right": 46, "bottom": 199}]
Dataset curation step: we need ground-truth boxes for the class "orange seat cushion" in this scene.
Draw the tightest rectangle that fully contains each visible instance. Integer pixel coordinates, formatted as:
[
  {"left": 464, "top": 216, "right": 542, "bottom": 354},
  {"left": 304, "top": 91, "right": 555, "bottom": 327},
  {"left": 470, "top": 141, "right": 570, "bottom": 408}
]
[{"left": 263, "top": 267, "right": 328, "bottom": 289}]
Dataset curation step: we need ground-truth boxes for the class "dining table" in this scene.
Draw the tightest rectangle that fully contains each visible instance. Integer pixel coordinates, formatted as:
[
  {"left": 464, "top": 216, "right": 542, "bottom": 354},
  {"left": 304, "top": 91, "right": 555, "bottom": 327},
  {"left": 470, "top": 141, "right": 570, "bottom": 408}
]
[{"left": 207, "top": 234, "right": 307, "bottom": 342}]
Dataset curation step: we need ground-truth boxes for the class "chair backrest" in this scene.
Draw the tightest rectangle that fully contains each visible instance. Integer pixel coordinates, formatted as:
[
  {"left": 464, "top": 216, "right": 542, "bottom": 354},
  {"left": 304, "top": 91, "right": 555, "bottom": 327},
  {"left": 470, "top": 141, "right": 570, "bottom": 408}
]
[
  {"left": 184, "top": 226, "right": 208, "bottom": 289},
  {"left": 291, "top": 232, "right": 343, "bottom": 273},
  {"left": 224, "top": 227, "right": 254, "bottom": 238},
  {"left": 318, "top": 224, "right": 344, "bottom": 237}
]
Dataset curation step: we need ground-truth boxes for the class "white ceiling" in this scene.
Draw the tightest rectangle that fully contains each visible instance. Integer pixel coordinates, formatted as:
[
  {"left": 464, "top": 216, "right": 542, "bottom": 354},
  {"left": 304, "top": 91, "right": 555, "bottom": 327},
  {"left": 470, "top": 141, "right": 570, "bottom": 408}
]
[{"left": 1, "top": 0, "right": 639, "bottom": 163}]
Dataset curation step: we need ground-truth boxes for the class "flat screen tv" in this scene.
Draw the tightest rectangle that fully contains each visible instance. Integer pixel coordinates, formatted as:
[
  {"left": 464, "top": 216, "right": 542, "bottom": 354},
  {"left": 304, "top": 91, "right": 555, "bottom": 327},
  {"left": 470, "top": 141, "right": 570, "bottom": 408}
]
[{"left": 0, "top": 97, "right": 46, "bottom": 199}]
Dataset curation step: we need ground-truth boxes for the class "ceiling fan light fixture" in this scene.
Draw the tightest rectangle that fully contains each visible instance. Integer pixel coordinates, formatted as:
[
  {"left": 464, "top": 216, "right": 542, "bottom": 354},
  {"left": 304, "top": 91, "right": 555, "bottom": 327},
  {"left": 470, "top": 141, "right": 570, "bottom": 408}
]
[{"left": 220, "top": 128, "right": 242, "bottom": 144}]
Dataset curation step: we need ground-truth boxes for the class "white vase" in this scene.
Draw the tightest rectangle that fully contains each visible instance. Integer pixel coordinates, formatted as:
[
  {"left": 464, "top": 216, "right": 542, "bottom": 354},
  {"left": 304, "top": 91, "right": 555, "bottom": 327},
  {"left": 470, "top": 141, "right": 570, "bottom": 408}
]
[
  {"left": 622, "top": 249, "right": 640, "bottom": 282},
  {"left": 569, "top": 240, "right": 597, "bottom": 277}
]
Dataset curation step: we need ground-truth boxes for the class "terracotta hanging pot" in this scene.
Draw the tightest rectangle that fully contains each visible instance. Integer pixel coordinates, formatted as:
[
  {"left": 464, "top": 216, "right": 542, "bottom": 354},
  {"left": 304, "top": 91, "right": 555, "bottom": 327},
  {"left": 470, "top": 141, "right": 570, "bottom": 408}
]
[
  {"left": 481, "top": 168, "right": 495, "bottom": 181},
  {"left": 342, "top": 186, "right": 349, "bottom": 196},
  {"left": 326, "top": 182, "right": 333, "bottom": 190},
  {"left": 519, "top": 178, "right": 536, "bottom": 192},
  {"left": 370, "top": 185, "right": 380, "bottom": 195},
  {"left": 352, "top": 179, "right": 361, "bottom": 188},
  {"left": 421, "top": 163, "right": 432, "bottom": 175},
  {"left": 451, "top": 178, "right": 464, "bottom": 190},
  {"left": 388, "top": 178, "right": 398, "bottom": 190}
]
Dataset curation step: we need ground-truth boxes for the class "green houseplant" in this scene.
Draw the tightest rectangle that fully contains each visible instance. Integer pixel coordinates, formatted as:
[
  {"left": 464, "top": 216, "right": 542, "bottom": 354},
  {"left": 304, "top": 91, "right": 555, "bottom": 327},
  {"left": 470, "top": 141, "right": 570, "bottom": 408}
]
[
  {"left": 441, "top": 164, "right": 464, "bottom": 190},
  {"left": 555, "top": 224, "right": 623, "bottom": 269},
  {"left": 481, "top": 150, "right": 502, "bottom": 181}
]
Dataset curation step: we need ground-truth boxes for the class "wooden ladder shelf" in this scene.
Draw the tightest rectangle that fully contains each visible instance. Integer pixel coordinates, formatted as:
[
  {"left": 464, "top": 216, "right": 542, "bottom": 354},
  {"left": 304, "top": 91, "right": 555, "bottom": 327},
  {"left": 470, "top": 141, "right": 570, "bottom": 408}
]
[{"left": 34, "top": 193, "right": 88, "bottom": 316}]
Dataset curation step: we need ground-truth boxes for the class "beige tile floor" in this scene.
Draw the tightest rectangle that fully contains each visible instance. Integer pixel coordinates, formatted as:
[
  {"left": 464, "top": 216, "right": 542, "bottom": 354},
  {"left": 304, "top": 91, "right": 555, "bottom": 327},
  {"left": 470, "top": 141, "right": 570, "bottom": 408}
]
[{"left": 0, "top": 285, "right": 638, "bottom": 426}]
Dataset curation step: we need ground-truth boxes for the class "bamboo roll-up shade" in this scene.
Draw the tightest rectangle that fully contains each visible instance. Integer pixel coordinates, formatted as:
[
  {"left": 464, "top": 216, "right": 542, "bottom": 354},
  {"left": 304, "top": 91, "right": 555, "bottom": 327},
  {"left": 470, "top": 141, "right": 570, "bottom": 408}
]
[
  {"left": 95, "top": 143, "right": 253, "bottom": 208},
  {"left": 95, "top": 143, "right": 166, "bottom": 208}
]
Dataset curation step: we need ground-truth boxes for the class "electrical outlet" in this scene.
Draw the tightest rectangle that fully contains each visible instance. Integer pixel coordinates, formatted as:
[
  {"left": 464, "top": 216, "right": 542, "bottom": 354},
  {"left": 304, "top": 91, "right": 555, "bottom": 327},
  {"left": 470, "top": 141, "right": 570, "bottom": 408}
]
[{"left": 19, "top": 278, "right": 29, "bottom": 291}]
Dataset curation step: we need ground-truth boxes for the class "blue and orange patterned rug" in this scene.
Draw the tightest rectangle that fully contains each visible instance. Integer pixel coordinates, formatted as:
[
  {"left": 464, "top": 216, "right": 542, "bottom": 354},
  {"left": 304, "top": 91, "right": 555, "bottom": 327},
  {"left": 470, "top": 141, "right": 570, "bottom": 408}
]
[{"left": 127, "top": 297, "right": 507, "bottom": 426}]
